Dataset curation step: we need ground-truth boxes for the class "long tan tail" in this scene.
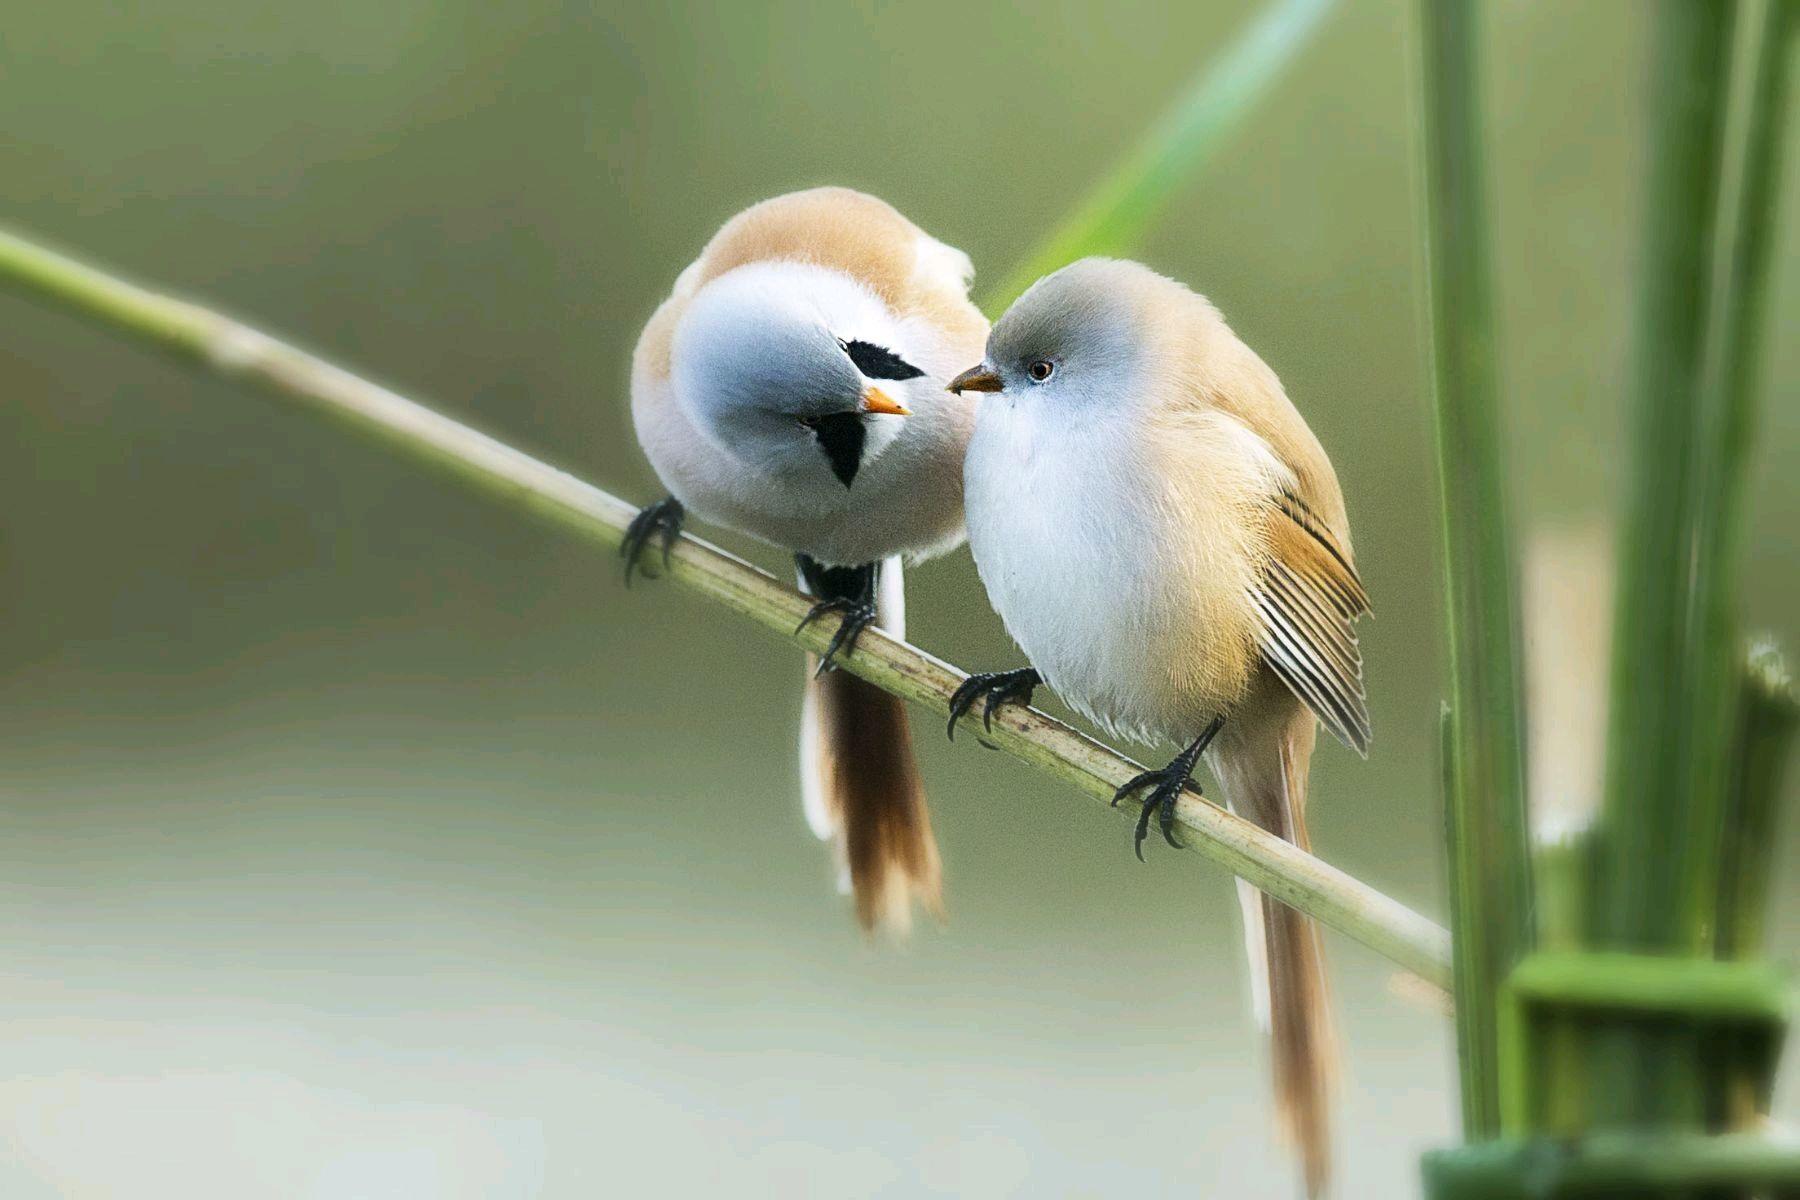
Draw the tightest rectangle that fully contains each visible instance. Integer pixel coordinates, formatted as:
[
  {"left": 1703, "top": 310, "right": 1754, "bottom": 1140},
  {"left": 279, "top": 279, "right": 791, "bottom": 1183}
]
[
  {"left": 798, "top": 558, "right": 942, "bottom": 933},
  {"left": 1221, "top": 711, "right": 1337, "bottom": 1197}
]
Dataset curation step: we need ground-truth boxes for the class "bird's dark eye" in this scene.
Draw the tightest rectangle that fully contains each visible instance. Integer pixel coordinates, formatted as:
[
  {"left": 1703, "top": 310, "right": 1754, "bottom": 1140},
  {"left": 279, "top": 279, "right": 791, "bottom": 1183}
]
[{"left": 1027, "top": 359, "right": 1055, "bottom": 383}]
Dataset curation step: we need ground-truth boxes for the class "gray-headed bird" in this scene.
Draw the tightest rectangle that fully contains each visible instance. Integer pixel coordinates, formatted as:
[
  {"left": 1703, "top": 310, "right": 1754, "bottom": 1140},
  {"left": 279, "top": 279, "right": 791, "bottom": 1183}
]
[
  {"left": 626, "top": 188, "right": 987, "bottom": 932},
  {"left": 948, "top": 258, "right": 1370, "bottom": 1196}
]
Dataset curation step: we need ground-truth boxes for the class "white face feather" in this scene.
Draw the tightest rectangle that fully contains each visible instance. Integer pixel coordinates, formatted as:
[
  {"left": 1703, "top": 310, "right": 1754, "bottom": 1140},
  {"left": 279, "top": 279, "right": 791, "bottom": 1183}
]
[{"left": 669, "top": 261, "right": 911, "bottom": 478}]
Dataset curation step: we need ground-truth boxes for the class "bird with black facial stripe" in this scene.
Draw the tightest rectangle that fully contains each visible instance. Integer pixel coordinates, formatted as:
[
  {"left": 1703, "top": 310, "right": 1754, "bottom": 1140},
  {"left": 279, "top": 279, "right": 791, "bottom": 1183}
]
[{"left": 625, "top": 188, "right": 987, "bottom": 932}]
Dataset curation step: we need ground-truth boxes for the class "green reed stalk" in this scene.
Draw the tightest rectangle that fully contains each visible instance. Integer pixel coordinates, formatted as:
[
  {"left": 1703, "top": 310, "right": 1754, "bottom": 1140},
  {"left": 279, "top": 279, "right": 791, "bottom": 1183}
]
[
  {"left": 1686, "top": 0, "right": 1796, "bottom": 961},
  {"left": 1415, "top": 0, "right": 1534, "bottom": 1140},
  {"left": 1596, "top": 0, "right": 1737, "bottom": 957},
  {"left": 1592, "top": 0, "right": 1797, "bottom": 1137},
  {"left": 980, "top": 0, "right": 1336, "bottom": 312},
  {"left": 1716, "top": 643, "right": 1797, "bottom": 962}
]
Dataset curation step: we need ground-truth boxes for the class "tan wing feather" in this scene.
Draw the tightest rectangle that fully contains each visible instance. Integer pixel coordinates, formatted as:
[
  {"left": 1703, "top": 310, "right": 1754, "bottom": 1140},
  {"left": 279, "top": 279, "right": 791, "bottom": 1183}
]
[
  {"left": 1130, "top": 269, "right": 1370, "bottom": 752},
  {"left": 1256, "top": 489, "right": 1372, "bottom": 755},
  {"left": 1157, "top": 285, "right": 1370, "bottom": 753}
]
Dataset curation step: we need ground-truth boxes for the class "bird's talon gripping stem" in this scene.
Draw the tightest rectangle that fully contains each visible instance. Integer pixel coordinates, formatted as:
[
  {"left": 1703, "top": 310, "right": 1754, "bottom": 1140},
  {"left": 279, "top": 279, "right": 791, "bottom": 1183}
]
[
  {"left": 793, "top": 557, "right": 880, "bottom": 676},
  {"left": 797, "top": 598, "right": 877, "bottom": 676},
  {"left": 946, "top": 668, "right": 1043, "bottom": 741},
  {"left": 620, "top": 496, "right": 685, "bottom": 587},
  {"left": 1110, "top": 716, "right": 1225, "bottom": 861}
]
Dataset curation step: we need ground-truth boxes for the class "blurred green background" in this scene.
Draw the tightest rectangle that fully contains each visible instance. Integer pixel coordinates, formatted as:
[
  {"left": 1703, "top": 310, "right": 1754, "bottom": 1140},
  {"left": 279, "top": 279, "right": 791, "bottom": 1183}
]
[{"left": 2, "top": 1, "right": 1796, "bottom": 1195}]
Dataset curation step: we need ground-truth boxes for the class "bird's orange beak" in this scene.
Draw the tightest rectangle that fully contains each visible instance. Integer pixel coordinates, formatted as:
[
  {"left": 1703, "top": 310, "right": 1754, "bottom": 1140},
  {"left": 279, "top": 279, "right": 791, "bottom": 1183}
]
[
  {"left": 860, "top": 386, "right": 909, "bottom": 416},
  {"left": 947, "top": 365, "right": 1003, "bottom": 395}
]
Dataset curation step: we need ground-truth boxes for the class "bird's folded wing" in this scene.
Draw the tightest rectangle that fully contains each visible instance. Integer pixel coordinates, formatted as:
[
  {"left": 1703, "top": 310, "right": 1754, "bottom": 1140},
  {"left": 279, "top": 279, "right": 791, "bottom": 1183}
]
[{"left": 1253, "top": 490, "right": 1372, "bottom": 755}]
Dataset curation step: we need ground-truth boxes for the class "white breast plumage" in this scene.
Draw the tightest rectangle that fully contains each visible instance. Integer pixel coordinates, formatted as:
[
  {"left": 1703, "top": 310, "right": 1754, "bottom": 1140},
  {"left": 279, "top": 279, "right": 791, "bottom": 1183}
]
[{"left": 964, "top": 396, "right": 1180, "bottom": 745}]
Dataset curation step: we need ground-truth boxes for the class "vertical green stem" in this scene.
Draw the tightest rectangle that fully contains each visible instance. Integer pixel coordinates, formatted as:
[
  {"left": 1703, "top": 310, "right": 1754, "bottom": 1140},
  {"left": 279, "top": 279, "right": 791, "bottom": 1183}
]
[
  {"left": 1440, "top": 704, "right": 1483, "bottom": 1132},
  {"left": 1715, "top": 644, "right": 1796, "bottom": 1131},
  {"left": 1592, "top": 0, "right": 1790, "bottom": 1139},
  {"left": 1716, "top": 644, "right": 1798, "bottom": 962},
  {"left": 1596, "top": 0, "right": 1737, "bottom": 956},
  {"left": 1416, "top": 0, "right": 1534, "bottom": 1140},
  {"left": 1685, "top": 0, "right": 1796, "bottom": 955}
]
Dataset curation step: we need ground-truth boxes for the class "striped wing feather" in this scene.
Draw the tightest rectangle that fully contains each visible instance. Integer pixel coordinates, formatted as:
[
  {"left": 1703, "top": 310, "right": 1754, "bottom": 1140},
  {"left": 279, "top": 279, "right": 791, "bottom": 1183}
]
[{"left": 1255, "top": 490, "right": 1372, "bottom": 755}]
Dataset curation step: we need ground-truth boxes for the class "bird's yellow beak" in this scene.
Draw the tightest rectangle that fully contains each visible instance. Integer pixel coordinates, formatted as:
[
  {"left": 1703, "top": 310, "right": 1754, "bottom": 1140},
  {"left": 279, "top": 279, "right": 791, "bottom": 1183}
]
[
  {"left": 947, "top": 365, "right": 1003, "bottom": 395},
  {"left": 860, "top": 386, "right": 910, "bottom": 416}
]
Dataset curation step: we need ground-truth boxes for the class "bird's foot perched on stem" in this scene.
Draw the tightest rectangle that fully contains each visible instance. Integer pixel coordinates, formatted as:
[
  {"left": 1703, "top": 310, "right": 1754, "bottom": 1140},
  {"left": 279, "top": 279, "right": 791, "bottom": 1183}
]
[
  {"left": 946, "top": 668, "right": 1042, "bottom": 741},
  {"left": 794, "top": 557, "right": 879, "bottom": 676},
  {"left": 1112, "top": 716, "right": 1225, "bottom": 862},
  {"left": 620, "top": 496, "right": 685, "bottom": 586}
]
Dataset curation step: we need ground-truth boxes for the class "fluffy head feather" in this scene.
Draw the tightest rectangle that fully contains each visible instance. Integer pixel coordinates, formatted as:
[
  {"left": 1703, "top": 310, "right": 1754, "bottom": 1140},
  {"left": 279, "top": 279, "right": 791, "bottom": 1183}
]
[
  {"left": 669, "top": 259, "right": 909, "bottom": 483},
  {"left": 631, "top": 189, "right": 987, "bottom": 563},
  {"left": 980, "top": 258, "right": 1355, "bottom": 540}
]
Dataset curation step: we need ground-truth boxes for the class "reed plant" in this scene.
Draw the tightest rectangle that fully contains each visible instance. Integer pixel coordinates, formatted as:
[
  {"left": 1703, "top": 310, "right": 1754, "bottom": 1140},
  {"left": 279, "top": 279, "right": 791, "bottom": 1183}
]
[
  {"left": 0, "top": 0, "right": 1793, "bottom": 1191},
  {"left": 1418, "top": 0, "right": 1797, "bottom": 1193}
]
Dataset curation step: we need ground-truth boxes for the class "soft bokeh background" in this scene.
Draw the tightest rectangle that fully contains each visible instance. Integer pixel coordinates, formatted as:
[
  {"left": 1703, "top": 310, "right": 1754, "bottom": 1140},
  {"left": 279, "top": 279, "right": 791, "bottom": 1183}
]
[{"left": 3, "top": 1, "right": 1796, "bottom": 1195}]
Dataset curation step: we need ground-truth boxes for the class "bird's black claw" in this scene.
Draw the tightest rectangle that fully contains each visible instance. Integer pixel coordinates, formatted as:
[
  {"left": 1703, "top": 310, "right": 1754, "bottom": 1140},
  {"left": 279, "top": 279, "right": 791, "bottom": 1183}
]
[
  {"left": 1113, "top": 763, "right": 1201, "bottom": 861},
  {"left": 1134, "top": 798, "right": 1155, "bottom": 863},
  {"left": 946, "top": 668, "right": 1042, "bottom": 741},
  {"left": 822, "top": 602, "right": 876, "bottom": 674},
  {"left": 797, "top": 597, "right": 877, "bottom": 676},
  {"left": 1159, "top": 791, "right": 1185, "bottom": 850},
  {"left": 1111, "top": 770, "right": 1154, "bottom": 808},
  {"left": 620, "top": 497, "right": 685, "bottom": 587},
  {"left": 1111, "top": 718, "right": 1222, "bottom": 861}
]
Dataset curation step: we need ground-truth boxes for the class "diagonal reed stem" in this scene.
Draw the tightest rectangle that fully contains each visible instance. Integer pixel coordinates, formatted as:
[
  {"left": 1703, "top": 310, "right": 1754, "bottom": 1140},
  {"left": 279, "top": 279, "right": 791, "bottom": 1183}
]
[
  {"left": 0, "top": 224, "right": 1452, "bottom": 990},
  {"left": 979, "top": 0, "right": 1337, "bottom": 313}
]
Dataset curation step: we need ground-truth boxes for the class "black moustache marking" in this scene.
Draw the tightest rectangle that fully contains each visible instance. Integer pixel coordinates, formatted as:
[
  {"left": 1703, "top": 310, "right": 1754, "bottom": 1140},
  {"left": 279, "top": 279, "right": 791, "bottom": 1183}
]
[
  {"left": 806, "top": 412, "right": 866, "bottom": 488},
  {"left": 840, "top": 339, "right": 925, "bottom": 381}
]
